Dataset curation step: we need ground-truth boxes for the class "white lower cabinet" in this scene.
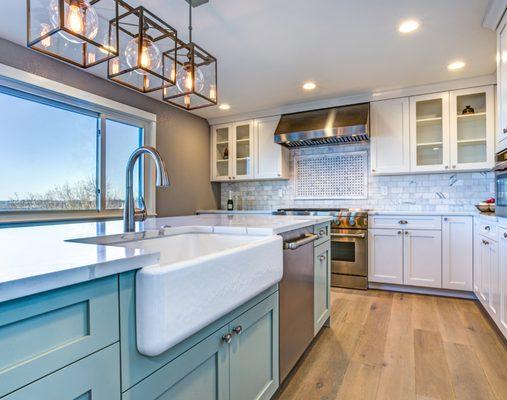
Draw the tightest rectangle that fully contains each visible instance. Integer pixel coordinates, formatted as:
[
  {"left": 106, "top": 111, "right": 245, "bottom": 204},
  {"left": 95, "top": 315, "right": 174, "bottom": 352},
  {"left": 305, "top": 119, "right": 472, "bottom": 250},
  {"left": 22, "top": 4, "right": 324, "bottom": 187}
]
[
  {"left": 368, "top": 229, "right": 404, "bottom": 284},
  {"left": 499, "top": 228, "right": 507, "bottom": 337},
  {"left": 403, "top": 230, "right": 442, "bottom": 288},
  {"left": 442, "top": 216, "right": 473, "bottom": 290}
]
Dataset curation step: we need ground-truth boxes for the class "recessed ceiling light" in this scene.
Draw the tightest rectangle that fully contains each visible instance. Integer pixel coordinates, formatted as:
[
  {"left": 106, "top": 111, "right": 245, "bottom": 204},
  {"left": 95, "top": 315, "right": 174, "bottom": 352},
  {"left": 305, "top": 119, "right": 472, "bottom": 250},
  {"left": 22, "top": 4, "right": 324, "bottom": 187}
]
[
  {"left": 398, "top": 19, "right": 420, "bottom": 33},
  {"left": 219, "top": 104, "right": 231, "bottom": 110},
  {"left": 303, "top": 82, "right": 316, "bottom": 91},
  {"left": 447, "top": 61, "right": 466, "bottom": 71}
]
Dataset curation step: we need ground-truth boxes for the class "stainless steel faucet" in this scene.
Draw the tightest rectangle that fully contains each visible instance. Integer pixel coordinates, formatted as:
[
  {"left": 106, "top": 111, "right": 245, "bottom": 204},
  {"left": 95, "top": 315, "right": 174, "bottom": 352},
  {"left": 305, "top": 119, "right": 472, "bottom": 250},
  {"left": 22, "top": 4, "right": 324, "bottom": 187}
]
[{"left": 123, "top": 146, "right": 170, "bottom": 232}]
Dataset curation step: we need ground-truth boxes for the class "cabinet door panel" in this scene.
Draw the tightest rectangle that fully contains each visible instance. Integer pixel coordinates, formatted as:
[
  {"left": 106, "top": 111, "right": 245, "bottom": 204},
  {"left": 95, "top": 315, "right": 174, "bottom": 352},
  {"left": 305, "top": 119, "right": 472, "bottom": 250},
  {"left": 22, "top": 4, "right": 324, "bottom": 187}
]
[
  {"left": 410, "top": 92, "right": 450, "bottom": 172},
  {"left": 212, "top": 124, "right": 232, "bottom": 181},
  {"left": 442, "top": 216, "right": 473, "bottom": 290},
  {"left": 370, "top": 98, "right": 410, "bottom": 174},
  {"left": 474, "top": 228, "right": 482, "bottom": 296},
  {"left": 255, "top": 116, "right": 287, "bottom": 179},
  {"left": 229, "top": 292, "right": 279, "bottom": 400},
  {"left": 499, "top": 228, "right": 507, "bottom": 337},
  {"left": 314, "top": 241, "right": 331, "bottom": 335},
  {"left": 122, "top": 326, "right": 230, "bottom": 400},
  {"left": 4, "top": 344, "right": 120, "bottom": 400},
  {"left": 403, "top": 230, "right": 442, "bottom": 288},
  {"left": 368, "top": 229, "right": 403, "bottom": 284},
  {"left": 497, "top": 21, "right": 507, "bottom": 151},
  {"left": 479, "top": 238, "right": 491, "bottom": 303},
  {"left": 233, "top": 121, "right": 254, "bottom": 180},
  {"left": 489, "top": 241, "right": 500, "bottom": 319}
]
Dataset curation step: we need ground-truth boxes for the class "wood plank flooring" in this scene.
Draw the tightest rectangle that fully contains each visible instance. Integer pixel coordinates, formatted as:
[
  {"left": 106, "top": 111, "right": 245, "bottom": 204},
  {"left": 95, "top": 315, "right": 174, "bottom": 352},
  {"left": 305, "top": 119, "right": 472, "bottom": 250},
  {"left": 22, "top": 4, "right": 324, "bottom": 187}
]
[{"left": 275, "top": 288, "right": 507, "bottom": 400}]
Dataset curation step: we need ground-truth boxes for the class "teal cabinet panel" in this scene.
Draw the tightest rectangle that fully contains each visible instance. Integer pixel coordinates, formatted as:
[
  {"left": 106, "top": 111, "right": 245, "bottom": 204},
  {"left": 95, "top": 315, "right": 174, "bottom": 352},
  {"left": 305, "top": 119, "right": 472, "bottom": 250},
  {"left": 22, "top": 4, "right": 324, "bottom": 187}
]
[
  {"left": 122, "top": 325, "right": 230, "bottom": 400},
  {"left": 314, "top": 222, "right": 331, "bottom": 247},
  {"left": 0, "top": 276, "right": 119, "bottom": 397},
  {"left": 314, "top": 240, "right": 331, "bottom": 335},
  {"left": 4, "top": 343, "right": 121, "bottom": 400},
  {"left": 229, "top": 291, "right": 279, "bottom": 400},
  {"left": 119, "top": 271, "right": 278, "bottom": 391}
]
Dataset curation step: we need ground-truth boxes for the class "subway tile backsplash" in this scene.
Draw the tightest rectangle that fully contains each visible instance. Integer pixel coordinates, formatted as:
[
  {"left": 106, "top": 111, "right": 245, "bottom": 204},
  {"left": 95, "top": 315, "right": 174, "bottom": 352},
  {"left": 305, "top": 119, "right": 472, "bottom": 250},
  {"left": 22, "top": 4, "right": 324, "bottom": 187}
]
[{"left": 221, "top": 144, "right": 495, "bottom": 212}]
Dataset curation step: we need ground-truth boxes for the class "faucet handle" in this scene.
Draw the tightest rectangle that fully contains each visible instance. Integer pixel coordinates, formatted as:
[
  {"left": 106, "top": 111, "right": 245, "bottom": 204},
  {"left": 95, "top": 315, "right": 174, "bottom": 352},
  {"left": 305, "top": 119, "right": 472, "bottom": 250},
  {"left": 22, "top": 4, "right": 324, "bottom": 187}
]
[{"left": 134, "top": 196, "right": 147, "bottom": 222}]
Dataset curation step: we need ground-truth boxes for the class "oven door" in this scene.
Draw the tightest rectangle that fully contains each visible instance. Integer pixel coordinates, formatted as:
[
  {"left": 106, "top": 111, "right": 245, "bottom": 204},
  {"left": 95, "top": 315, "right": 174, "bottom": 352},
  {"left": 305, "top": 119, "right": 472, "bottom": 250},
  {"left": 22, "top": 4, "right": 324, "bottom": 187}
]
[
  {"left": 330, "top": 228, "right": 368, "bottom": 276},
  {"left": 496, "top": 170, "right": 507, "bottom": 217}
]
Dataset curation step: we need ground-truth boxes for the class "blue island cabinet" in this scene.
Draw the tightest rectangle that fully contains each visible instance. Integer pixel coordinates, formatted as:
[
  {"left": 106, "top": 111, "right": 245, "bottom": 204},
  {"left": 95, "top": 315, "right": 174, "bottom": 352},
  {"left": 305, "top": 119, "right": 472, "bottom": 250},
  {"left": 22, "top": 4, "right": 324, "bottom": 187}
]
[{"left": 122, "top": 290, "right": 279, "bottom": 400}]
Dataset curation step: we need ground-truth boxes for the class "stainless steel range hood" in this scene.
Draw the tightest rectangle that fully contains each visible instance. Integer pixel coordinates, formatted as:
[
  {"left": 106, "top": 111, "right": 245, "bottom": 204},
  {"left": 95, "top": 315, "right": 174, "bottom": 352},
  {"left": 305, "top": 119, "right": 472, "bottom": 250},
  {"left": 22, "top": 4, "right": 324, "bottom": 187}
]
[{"left": 274, "top": 103, "right": 369, "bottom": 147}]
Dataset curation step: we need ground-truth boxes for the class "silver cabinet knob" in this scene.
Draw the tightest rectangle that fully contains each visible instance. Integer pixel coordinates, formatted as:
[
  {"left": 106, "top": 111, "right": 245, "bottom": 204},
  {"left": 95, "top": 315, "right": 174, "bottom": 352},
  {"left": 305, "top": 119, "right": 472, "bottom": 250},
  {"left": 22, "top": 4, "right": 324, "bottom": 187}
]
[
  {"left": 452, "top": 165, "right": 456, "bottom": 169},
  {"left": 405, "top": 231, "right": 409, "bottom": 235},
  {"left": 232, "top": 326, "right": 243, "bottom": 335},
  {"left": 485, "top": 226, "right": 491, "bottom": 231},
  {"left": 319, "top": 255, "right": 326, "bottom": 261},
  {"left": 372, "top": 169, "right": 376, "bottom": 172},
  {"left": 222, "top": 333, "right": 233, "bottom": 344},
  {"left": 443, "top": 217, "right": 448, "bottom": 222},
  {"left": 232, "top": 177, "right": 236, "bottom": 180},
  {"left": 397, "top": 231, "right": 402, "bottom": 235},
  {"left": 445, "top": 166, "right": 449, "bottom": 169},
  {"left": 482, "top": 239, "right": 490, "bottom": 245}
]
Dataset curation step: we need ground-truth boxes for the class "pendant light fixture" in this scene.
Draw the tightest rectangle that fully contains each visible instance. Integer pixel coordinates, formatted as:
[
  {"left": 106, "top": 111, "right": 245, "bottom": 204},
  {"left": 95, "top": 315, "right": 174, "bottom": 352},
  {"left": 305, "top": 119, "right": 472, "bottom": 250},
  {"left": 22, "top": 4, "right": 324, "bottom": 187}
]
[
  {"left": 27, "top": 0, "right": 119, "bottom": 68},
  {"left": 162, "top": 0, "right": 217, "bottom": 110},
  {"left": 107, "top": 2, "right": 178, "bottom": 93}
]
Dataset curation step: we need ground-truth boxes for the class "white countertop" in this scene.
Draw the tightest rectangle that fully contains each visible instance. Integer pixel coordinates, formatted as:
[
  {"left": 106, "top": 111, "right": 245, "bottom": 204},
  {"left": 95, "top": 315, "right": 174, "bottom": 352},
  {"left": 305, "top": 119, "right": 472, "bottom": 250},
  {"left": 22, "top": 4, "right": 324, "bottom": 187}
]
[
  {"left": 196, "top": 210, "right": 274, "bottom": 215},
  {"left": 0, "top": 214, "right": 332, "bottom": 302},
  {"left": 368, "top": 210, "right": 479, "bottom": 216}
]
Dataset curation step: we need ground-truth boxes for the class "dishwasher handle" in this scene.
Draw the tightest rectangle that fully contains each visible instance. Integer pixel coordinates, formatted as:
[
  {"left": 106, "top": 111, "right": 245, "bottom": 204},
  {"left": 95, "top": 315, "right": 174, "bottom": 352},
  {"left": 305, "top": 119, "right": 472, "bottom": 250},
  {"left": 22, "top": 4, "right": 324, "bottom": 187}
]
[{"left": 283, "top": 233, "right": 318, "bottom": 250}]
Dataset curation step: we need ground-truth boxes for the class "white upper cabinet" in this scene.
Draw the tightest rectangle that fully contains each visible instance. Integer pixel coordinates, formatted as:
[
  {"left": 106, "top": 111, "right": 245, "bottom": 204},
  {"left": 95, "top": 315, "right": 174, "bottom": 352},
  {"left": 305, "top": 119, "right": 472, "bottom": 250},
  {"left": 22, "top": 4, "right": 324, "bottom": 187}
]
[
  {"left": 370, "top": 98, "right": 410, "bottom": 175},
  {"left": 450, "top": 86, "right": 495, "bottom": 171},
  {"left": 410, "top": 92, "right": 451, "bottom": 173},
  {"left": 211, "top": 124, "right": 233, "bottom": 182},
  {"left": 497, "top": 15, "right": 507, "bottom": 151},
  {"left": 254, "top": 116, "right": 289, "bottom": 180},
  {"left": 211, "top": 117, "right": 288, "bottom": 182},
  {"left": 233, "top": 121, "right": 255, "bottom": 180}
]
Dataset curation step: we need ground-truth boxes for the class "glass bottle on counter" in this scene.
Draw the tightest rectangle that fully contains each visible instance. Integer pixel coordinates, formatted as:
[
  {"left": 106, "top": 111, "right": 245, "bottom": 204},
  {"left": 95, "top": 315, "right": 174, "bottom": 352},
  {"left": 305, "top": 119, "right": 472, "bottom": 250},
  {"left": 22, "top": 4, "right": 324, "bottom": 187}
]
[{"left": 227, "top": 191, "right": 234, "bottom": 211}]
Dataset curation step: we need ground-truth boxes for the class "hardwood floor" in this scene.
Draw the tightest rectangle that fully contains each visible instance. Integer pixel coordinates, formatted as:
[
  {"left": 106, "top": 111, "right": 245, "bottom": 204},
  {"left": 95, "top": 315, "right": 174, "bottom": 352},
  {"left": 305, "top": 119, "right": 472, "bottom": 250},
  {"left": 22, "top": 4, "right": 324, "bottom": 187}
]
[{"left": 275, "top": 288, "right": 507, "bottom": 400}]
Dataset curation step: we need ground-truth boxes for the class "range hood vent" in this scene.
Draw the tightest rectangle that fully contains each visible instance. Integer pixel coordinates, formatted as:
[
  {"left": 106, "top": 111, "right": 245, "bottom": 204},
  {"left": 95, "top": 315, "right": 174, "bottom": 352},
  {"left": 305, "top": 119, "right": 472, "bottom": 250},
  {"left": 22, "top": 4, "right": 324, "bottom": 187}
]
[{"left": 274, "top": 103, "right": 369, "bottom": 148}]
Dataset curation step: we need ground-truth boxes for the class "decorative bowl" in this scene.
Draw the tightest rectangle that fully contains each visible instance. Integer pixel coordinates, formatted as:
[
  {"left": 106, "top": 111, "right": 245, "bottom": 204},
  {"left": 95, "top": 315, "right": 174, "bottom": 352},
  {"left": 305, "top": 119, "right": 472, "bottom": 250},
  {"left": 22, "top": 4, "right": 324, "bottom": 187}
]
[{"left": 475, "top": 204, "right": 490, "bottom": 212}]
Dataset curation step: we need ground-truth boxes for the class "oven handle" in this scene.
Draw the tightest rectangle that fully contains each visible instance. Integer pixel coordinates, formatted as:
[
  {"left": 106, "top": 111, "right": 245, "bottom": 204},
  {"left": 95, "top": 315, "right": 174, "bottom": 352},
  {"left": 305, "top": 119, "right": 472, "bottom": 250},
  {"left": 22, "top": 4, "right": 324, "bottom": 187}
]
[
  {"left": 283, "top": 233, "right": 318, "bottom": 250},
  {"left": 330, "top": 232, "right": 366, "bottom": 239}
]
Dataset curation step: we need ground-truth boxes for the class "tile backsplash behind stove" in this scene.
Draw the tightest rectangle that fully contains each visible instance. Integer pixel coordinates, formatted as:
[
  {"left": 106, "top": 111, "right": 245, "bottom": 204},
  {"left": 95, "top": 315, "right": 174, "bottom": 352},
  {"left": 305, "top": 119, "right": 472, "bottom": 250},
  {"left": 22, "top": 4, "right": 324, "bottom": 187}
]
[{"left": 220, "top": 144, "right": 495, "bottom": 212}]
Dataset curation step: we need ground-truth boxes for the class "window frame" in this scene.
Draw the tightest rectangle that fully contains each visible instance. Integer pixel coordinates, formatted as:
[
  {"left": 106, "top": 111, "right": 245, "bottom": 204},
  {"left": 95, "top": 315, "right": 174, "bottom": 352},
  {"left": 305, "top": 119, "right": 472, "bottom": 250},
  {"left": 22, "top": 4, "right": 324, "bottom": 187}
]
[{"left": 0, "top": 63, "right": 157, "bottom": 225}]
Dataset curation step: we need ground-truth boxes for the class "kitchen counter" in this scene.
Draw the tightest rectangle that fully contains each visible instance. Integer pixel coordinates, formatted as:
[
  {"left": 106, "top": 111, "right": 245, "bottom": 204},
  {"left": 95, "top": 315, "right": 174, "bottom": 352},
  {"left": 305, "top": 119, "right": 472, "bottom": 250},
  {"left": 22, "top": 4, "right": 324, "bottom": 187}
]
[
  {"left": 0, "top": 214, "right": 332, "bottom": 302},
  {"left": 368, "top": 210, "right": 479, "bottom": 216},
  {"left": 196, "top": 209, "right": 274, "bottom": 215}
]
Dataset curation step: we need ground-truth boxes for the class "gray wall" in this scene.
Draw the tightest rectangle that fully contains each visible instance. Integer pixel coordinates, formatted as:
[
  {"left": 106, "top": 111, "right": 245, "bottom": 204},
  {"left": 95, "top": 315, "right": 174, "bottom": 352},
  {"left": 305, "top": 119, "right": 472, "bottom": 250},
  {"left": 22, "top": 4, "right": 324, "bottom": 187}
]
[{"left": 0, "top": 38, "right": 219, "bottom": 216}]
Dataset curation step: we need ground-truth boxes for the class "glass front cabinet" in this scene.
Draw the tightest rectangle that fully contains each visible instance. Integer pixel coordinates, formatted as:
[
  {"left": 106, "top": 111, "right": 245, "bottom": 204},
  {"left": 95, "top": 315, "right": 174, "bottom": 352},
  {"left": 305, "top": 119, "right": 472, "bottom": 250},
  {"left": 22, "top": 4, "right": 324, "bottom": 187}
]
[
  {"left": 409, "top": 86, "right": 494, "bottom": 173},
  {"left": 211, "top": 121, "right": 254, "bottom": 181}
]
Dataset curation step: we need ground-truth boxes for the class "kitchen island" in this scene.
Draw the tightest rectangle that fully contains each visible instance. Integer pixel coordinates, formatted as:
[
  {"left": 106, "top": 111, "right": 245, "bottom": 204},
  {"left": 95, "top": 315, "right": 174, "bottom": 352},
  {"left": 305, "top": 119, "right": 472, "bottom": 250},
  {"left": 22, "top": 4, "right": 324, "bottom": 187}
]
[{"left": 0, "top": 214, "right": 332, "bottom": 400}]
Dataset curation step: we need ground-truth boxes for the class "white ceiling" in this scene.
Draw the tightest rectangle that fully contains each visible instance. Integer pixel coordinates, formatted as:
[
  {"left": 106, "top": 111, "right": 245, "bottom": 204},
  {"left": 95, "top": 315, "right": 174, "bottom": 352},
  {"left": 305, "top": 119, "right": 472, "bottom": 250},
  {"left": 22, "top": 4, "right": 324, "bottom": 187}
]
[{"left": 0, "top": 0, "right": 497, "bottom": 121}]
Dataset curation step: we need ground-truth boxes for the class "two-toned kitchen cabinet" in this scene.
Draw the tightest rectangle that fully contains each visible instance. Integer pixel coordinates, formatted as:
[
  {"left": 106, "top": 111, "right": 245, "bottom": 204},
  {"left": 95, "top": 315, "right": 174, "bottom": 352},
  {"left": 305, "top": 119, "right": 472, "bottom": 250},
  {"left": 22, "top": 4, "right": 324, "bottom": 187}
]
[
  {"left": 370, "top": 85, "right": 495, "bottom": 175},
  {"left": 314, "top": 223, "right": 331, "bottom": 335},
  {"left": 210, "top": 116, "right": 289, "bottom": 182}
]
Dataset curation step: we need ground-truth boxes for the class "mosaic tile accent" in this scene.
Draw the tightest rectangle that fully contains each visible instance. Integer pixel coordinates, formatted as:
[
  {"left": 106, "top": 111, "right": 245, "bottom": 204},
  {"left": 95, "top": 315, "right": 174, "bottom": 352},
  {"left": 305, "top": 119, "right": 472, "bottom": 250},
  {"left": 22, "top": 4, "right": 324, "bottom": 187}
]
[{"left": 220, "top": 143, "right": 495, "bottom": 212}]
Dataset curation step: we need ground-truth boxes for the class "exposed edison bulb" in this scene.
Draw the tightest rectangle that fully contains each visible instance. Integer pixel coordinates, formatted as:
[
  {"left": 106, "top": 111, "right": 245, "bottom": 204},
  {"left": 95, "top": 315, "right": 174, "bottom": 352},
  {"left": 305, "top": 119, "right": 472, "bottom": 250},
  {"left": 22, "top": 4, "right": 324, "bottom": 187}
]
[
  {"left": 49, "top": 0, "right": 98, "bottom": 44},
  {"left": 40, "top": 23, "right": 52, "bottom": 48},
  {"left": 176, "top": 64, "right": 204, "bottom": 93},
  {"left": 209, "top": 84, "right": 216, "bottom": 101},
  {"left": 125, "top": 36, "right": 161, "bottom": 75},
  {"left": 184, "top": 95, "right": 191, "bottom": 107},
  {"left": 110, "top": 58, "right": 120, "bottom": 75}
]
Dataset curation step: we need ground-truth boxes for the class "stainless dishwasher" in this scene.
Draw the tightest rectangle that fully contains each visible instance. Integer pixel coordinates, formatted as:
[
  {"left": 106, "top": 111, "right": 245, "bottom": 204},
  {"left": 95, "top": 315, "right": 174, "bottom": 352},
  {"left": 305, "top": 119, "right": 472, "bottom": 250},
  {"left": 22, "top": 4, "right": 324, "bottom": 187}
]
[{"left": 279, "top": 227, "right": 318, "bottom": 382}]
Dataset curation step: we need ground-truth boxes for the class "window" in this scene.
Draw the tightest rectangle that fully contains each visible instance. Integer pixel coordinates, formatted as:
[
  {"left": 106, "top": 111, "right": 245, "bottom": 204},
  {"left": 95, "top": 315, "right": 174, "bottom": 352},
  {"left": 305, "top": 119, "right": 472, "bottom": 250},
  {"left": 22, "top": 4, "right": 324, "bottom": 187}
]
[{"left": 0, "top": 85, "right": 147, "bottom": 216}]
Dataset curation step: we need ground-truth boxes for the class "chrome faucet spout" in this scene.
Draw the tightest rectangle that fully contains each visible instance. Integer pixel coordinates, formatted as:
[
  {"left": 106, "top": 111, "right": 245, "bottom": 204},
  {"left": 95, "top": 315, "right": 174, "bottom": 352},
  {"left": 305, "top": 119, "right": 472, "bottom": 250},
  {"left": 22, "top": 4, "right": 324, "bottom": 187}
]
[{"left": 124, "top": 146, "right": 170, "bottom": 232}]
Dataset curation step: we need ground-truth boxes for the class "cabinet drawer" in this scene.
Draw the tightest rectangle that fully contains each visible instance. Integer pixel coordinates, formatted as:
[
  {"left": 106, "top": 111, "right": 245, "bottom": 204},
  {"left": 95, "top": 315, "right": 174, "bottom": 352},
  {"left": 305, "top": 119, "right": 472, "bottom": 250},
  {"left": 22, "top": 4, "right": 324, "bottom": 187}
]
[
  {"left": 476, "top": 220, "right": 498, "bottom": 240},
  {"left": 4, "top": 344, "right": 120, "bottom": 400},
  {"left": 314, "top": 222, "right": 330, "bottom": 246},
  {"left": 0, "top": 276, "right": 119, "bottom": 397},
  {"left": 369, "top": 215, "right": 441, "bottom": 230}
]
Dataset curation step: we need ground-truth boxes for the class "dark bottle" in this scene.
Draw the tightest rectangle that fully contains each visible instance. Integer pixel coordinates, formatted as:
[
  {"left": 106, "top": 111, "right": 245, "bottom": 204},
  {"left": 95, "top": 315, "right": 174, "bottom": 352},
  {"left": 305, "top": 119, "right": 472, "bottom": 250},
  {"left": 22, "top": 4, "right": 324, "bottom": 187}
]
[
  {"left": 223, "top": 147, "right": 229, "bottom": 160},
  {"left": 227, "top": 191, "right": 234, "bottom": 211}
]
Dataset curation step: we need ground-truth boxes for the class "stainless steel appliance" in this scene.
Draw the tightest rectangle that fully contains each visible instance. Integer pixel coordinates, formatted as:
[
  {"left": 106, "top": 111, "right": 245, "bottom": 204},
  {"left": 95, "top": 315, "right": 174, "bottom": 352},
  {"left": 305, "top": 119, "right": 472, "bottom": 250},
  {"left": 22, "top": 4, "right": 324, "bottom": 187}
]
[
  {"left": 279, "top": 227, "right": 318, "bottom": 383},
  {"left": 276, "top": 208, "right": 369, "bottom": 289},
  {"left": 273, "top": 103, "right": 370, "bottom": 147},
  {"left": 495, "top": 149, "right": 507, "bottom": 217}
]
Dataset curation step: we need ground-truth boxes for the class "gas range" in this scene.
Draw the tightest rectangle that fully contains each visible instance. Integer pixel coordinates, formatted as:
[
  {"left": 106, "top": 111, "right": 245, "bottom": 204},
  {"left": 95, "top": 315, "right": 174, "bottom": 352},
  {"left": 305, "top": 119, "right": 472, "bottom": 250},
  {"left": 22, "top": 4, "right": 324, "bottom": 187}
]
[
  {"left": 275, "top": 208, "right": 368, "bottom": 230},
  {"left": 275, "top": 208, "right": 369, "bottom": 290}
]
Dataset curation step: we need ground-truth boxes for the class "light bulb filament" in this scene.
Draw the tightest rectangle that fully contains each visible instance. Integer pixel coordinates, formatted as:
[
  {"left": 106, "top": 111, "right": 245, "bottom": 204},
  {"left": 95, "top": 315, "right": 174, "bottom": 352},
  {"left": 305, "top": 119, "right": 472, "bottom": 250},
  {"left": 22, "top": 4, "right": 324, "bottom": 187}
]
[
  {"left": 68, "top": 4, "right": 84, "bottom": 35},
  {"left": 40, "top": 24, "right": 51, "bottom": 48},
  {"left": 140, "top": 46, "right": 150, "bottom": 68},
  {"left": 185, "top": 70, "right": 193, "bottom": 91}
]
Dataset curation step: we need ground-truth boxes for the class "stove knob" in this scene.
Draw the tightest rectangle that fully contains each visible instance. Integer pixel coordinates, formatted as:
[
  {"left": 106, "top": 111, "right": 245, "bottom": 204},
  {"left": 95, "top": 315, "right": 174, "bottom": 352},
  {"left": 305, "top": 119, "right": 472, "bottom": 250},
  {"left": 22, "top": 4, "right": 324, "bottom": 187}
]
[
  {"left": 349, "top": 219, "right": 356, "bottom": 226},
  {"left": 335, "top": 219, "right": 341, "bottom": 226}
]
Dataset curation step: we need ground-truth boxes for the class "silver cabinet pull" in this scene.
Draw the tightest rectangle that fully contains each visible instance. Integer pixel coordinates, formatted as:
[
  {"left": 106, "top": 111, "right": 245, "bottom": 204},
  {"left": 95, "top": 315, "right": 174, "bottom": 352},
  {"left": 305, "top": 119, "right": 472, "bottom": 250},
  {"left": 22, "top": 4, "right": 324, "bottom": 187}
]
[
  {"left": 482, "top": 239, "right": 490, "bottom": 245},
  {"left": 504, "top": 232, "right": 507, "bottom": 239},
  {"left": 222, "top": 333, "right": 233, "bottom": 344},
  {"left": 485, "top": 226, "right": 491, "bottom": 231},
  {"left": 319, "top": 255, "right": 326, "bottom": 261},
  {"left": 503, "top": 127, "right": 507, "bottom": 134},
  {"left": 398, "top": 220, "right": 408, "bottom": 225},
  {"left": 232, "top": 326, "right": 243, "bottom": 335}
]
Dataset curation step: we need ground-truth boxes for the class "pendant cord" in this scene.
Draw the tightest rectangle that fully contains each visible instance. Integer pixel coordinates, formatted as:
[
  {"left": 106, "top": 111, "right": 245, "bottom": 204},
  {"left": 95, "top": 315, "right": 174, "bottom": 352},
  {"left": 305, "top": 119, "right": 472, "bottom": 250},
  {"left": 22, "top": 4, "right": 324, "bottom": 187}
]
[{"left": 188, "top": 1, "right": 193, "bottom": 43}]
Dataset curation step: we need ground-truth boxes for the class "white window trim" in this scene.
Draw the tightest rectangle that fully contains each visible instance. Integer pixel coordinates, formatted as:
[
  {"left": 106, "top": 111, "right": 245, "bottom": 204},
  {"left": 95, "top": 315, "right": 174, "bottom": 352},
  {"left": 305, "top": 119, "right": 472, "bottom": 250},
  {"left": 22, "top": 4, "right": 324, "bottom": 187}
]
[{"left": 0, "top": 63, "right": 158, "bottom": 225}]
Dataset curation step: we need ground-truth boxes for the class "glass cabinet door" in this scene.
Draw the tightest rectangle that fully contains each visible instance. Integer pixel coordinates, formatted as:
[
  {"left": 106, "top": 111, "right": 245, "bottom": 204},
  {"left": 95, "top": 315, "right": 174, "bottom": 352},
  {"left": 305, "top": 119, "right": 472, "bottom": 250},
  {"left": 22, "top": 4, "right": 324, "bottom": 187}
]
[
  {"left": 213, "top": 125, "right": 231, "bottom": 180},
  {"left": 410, "top": 92, "right": 450, "bottom": 171},
  {"left": 233, "top": 121, "right": 254, "bottom": 178},
  {"left": 450, "top": 86, "right": 494, "bottom": 170}
]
